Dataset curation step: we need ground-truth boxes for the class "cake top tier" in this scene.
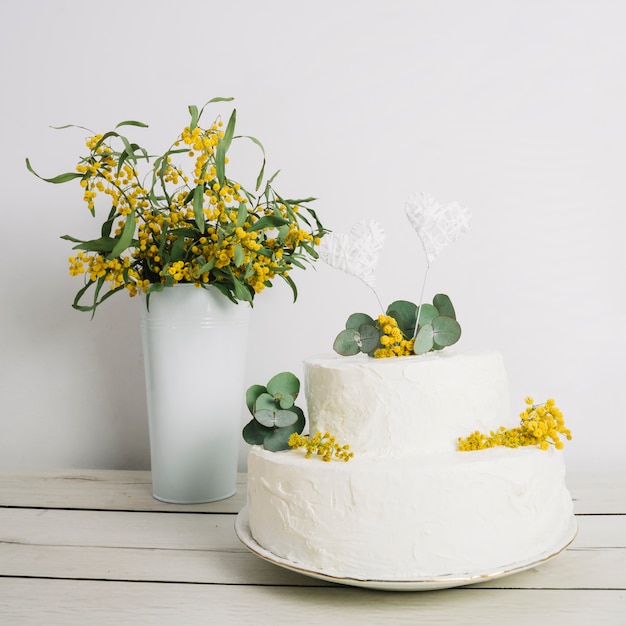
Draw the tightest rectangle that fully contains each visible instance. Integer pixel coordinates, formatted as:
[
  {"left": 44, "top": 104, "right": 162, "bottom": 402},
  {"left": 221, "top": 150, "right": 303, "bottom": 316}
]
[{"left": 304, "top": 349, "right": 514, "bottom": 456}]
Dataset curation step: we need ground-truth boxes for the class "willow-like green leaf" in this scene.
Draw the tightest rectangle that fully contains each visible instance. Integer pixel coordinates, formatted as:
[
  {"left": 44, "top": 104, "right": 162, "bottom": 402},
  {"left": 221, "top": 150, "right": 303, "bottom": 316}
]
[
  {"left": 115, "top": 120, "right": 149, "bottom": 129},
  {"left": 25, "top": 158, "right": 83, "bottom": 184},
  {"left": 194, "top": 257, "right": 216, "bottom": 276},
  {"left": 236, "top": 134, "right": 266, "bottom": 190},
  {"left": 188, "top": 105, "right": 200, "bottom": 131},
  {"left": 215, "top": 109, "right": 237, "bottom": 185},
  {"left": 279, "top": 272, "right": 298, "bottom": 302},
  {"left": 69, "top": 236, "right": 117, "bottom": 253},
  {"left": 109, "top": 211, "right": 136, "bottom": 259},
  {"left": 230, "top": 272, "right": 252, "bottom": 302},
  {"left": 192, "top": 184, "right": 205, "bottom": 233},
  {"left": 233, "top": 243, "right": 245, "bottom": 267},
  {"left": 248, "top": 215, "right": 289, "bottom": 232},
  {"left": 236, "top": 201, "right": 248, "bottom": 228}
]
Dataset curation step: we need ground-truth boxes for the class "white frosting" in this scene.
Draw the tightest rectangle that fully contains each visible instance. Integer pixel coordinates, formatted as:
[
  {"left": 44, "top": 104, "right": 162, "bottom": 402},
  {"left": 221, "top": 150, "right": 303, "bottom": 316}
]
[
  {"left": 305, "top": 350, "right": 513, "bottom": 455},
  {"left": 246, "top": 349, "right": 574, "bottom": 580},
  {"left": 248, "top": 446, "right": 573, "bottom": 580}
]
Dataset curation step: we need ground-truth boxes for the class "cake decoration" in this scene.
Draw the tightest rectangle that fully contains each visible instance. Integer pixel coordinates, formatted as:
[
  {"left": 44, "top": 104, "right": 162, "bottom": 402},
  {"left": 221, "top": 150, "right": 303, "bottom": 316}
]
[
  {"left": 288, "top": 432, "right": 354, "bottom": 462},
  {"left": 458, "top": 396, "right": 572, "bottom": 451},
  {"left": 317, "top": 219, "right": 385, "bottom": 291},
  {"left": 326, "top": 192, "right": 469, "bottom": 357},
  {"left": 242, "top": 372, "right": 306, "bottom": 452},
  {"left": 242, "top": 371, "right": 352, "bottom": 456},
  {"left": 404, "top": 191, "right": 472, "bottom": 267}
]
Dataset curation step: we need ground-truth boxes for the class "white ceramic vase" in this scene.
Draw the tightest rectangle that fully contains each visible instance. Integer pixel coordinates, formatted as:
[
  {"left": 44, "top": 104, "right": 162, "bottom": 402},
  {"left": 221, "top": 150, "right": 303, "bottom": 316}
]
[{"left": 140, "top": 284, "right": 251, "bottom": 503}]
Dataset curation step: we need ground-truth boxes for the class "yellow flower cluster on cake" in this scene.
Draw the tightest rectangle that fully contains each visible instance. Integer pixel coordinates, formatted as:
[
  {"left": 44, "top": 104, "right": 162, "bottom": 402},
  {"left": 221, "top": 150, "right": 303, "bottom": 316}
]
[
  {"left": 289, "top": 431, "right": 354, "bottom": 462},
  {"left": 27, "top": 97, "right": 325, "bottom": 314},
  {"left": 373, "top": 315, "right": 415, "bottom": 357},
  {"left": 458, "top": 397, "right": 572, "bottom": 451}
]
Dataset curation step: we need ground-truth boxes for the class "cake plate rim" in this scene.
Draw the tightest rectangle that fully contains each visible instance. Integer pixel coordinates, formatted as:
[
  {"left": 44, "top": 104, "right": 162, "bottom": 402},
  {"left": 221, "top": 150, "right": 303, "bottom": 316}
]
[{"left": 234, "top": 506, "right": 578, "bottom": 591}]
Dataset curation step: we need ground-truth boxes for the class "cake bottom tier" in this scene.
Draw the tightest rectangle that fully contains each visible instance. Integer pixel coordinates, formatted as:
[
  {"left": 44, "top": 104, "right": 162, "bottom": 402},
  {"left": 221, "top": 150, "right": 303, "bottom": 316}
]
[{"left": 247, "top": 445, "right": 575, "bottom": 580}]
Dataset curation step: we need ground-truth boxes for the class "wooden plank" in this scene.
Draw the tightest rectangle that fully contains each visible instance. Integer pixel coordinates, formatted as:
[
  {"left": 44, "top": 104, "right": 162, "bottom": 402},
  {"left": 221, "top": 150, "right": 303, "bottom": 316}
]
[
  {"left": 1, "top": 508, "right": 624, "bottom": 553},
  {"left": 1, "top": 469, "right": 624, "bottom": 514},
  {"left": 1, "top": 579, "right": 625, "bottom": 626},
  {"left": 568, "top": 470, "right": 626, "bottom": 515},
  {"left": 0, "top": 508, "right": 624, "bottom": 589},
  {"left": 0, "top": 509, "right": 621, "bottom": 561},
  {"left": 0, "top": 541, "right": 624, "bottom": 590},
  {"left": 0, "top": 469, "right": 246, "bottom": 513}
]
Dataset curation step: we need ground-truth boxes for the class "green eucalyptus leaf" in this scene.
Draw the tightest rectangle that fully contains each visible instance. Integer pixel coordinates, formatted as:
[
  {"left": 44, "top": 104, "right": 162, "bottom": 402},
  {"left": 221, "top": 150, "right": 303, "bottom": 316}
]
[
  {"left": 386, "top": 300, "right": 417, "bottom": 326},
  {"left": 278, "top": 394, "right": 295, "bottom": 409},
  {"left": 414, "top": 324, "right": 435, "bottom": 354},
  {"left": 242, "top": 419, "right": 272, "bottom": 445},
  {"left": 345, "top": 312, "right": 375, "bottom": 330},
  {"left": 415, "top": 303, "right": 438, "bottom": 329},
  {"left": 245, "top": 384, "right": 266, "bottom": 414},
  {"left": 333, "top": 328, "right": 361, "bottom": 356},
  {"left": 263, "top": 426, "right": 297, "bottom": 452},
  {"left": 254, "top": 408, "right": 297, "bottom": 428},
  {"left": 267, "top": 371, "right": 300, "bottom": 398},
  {"left": 254, "top": 392, "right": 279, "bottom": 413},
  {"left": 431, "top": 315, "right": 461, "bottom": 347},
  {"left": 290, "top": 405, "right": 306, "bottom": 435},
  {"left": 433, "top": 293, "right": 456, "bottom": 319},
  {"left": 359, "top": 323, "right": 382, "bottom": 353}
]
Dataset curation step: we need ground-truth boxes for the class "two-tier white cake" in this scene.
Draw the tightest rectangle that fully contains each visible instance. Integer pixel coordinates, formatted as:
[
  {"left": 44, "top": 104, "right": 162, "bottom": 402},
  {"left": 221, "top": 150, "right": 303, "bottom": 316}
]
[{"left": 245, "top": 349, "right": 575, "bottom": 581}]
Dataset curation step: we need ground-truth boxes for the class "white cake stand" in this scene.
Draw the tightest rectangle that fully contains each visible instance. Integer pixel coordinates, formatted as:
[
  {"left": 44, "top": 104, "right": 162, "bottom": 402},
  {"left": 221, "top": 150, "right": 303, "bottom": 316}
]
[{"left": 234, "top": 506, "right": 577, "bottom": 591}]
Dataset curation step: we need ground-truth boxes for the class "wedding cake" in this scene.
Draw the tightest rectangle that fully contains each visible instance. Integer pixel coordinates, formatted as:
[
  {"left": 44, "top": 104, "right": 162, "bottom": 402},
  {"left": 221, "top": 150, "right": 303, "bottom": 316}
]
[
  {"left": 245, "top": 349, "right": 575, "bottom": 582},
  {"left": 240, "top": 194, "right": 574, "bottom": 585}
]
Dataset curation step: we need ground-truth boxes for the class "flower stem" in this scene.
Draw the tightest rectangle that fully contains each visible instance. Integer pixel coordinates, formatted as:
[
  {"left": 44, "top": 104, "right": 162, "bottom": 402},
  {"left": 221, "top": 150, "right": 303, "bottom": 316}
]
[{"left": 413, "top": 264, "right": 430, "bottom": 338}]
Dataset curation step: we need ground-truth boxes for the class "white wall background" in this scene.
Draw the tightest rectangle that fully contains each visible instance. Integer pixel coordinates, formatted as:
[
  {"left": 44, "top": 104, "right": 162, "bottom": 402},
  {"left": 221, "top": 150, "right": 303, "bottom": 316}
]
[{"left": 1, "top": 0, "right": 624, "bottom": 474}]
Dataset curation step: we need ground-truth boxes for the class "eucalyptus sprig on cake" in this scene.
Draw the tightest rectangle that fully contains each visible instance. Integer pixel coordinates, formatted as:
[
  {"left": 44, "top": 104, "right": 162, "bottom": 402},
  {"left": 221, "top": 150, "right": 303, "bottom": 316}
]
[
  {"left": 333, "top": 294, "right": 461, "bottom": 357},
  {"left": 243, "top": 372, "right": 306, "bottom": 452},
  {"left": 26, "top": 97, "right": 326, "bottom": 314},
  {"left": 242, "top": 371, "right": 352, "bottom": 458},
  {"left": 320, "top": 193, "right": 470, "bottom": 358}
]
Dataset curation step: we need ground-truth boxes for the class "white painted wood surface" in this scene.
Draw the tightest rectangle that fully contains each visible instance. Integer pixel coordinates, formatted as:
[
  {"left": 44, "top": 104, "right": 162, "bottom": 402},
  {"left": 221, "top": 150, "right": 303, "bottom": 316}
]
[{"left": 1, "top": 470, "right": 625, "bottom": 625}]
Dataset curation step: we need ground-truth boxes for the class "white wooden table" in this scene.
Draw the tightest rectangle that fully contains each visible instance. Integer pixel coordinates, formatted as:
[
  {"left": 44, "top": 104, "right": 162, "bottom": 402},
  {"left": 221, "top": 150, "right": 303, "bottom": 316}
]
[{"left": 1, "top": 469, "right": 624, "bottom": 625}]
